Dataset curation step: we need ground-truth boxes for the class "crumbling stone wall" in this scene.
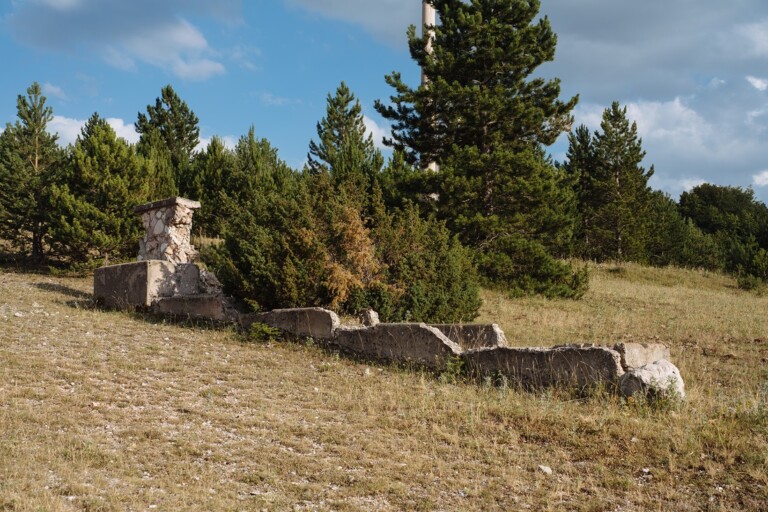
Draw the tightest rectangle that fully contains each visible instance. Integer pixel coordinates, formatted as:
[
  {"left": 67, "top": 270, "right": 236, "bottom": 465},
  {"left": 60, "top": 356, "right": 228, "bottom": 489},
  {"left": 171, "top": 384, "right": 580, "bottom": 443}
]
[{"left": 134, "top": 197, "right": 201, "bottom": 264}]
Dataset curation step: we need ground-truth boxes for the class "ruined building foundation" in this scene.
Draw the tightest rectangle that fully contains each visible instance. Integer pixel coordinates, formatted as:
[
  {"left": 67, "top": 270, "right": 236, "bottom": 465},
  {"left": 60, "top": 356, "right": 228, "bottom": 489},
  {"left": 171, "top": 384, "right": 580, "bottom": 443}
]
[
  {"left": 94, "top": 197, "right": 685, "bottom": 400},
  {"left": 94, "top": 197, "right": 231, "bottom": 321}
]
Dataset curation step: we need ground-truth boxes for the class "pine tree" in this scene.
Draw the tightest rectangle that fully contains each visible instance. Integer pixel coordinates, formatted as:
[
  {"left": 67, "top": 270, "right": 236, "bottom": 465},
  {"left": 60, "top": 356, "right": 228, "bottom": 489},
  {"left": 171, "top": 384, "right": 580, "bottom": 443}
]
[
  {"left": 0, "top": 82, "right": 64, "bottom": 262},
  {"left": 374, "top": 0, "right": 577, "bottom": 167},
  {"left": 136, "top": 127, "right": 178, "bottom": 199},
  {"left": 135, "top": 85, "right": 200, "bottom": 195},
  {"left": 187, "top": 136, "right": 235, "bottom": 237},
  {"left": 587, "top": 102, "right": 654, "bottom": 262},
  {"left": 564, "top": 124, "right": 597, "bottom": 257},
  {"left": 374, "top": 0, "right": 584, "bottom": 297},
  {"left": 223, "top": 127, "right": 295, "bottom": 209},
  {"left": 48, "top": 113, "right": 149, "bottom": 264},
  {"left": 307, "top": 82, "right": 383, "bottom": 208}
]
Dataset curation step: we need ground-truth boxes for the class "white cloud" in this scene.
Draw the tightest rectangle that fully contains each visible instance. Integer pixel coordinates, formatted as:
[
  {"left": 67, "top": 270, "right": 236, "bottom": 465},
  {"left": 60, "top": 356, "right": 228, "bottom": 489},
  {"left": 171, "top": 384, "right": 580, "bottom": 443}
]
[
  {"left": 649, "top": 175, "right": 707, "bottom": 197},
  {"left": 196, "top": 135, "right": 237, "bottom": 153},
  {"left": 753, "top": 170, "right": 768, "bottom": 187},
  {"left": 48, "top": 116, "right": 139, "bottom": 146},
  {"left": 102, "top": 46, "right": 136, "bottom": 71},
  {"left": 229, "top": 45, "right": 262, "bottom": 71},
  {"left": 170, "top": 58, "right": 226, "bottom": 81},
  {"left": 572, "top": 104, "right": 604, "bottom": 130},
  {"left": 575, "top": 99, "right": 709, "bottom": 148},
  {"left": 8, "top": 2, "right": 229, "bottom": 80},
  {"left": 363, "top": 115, "right": 388, "bottom": 149},
  {"left": 105, "top": 118, "right": 139, "bottom": 144},
  {"left": 36, "top": 0, "right": 84, "bottom": 10},
  {"left": 259, "top": 92, "right": 299, "bottom": 107},
  {"left": 578, "top": 97, "right": 746, "bottom": 162},
  {"left": 42, "top": 82, "right": 68, "bottom": 100},
  {"left": 49, "top": 116, "right": 84, "bottom": 146},
  {"left": 626, "top": 98, "right": 707, "bottom": 147},
  {"left": 567, "top": 96, "right": 767, "bottom": 199},
  {"left": 747, "top": 75, "right": 768, "bottom": 91},
  {"left": 707, "top": 78, "right": 726, "bottom": 89},
  {"left": 116, "top": 19, "right": 225, "bottom": 81},
  {"left": 735, "top": 20, "right": 768, "bottom": 57},
  {"left": 285, "top": 0, "right": 418, "bottom": 45}
]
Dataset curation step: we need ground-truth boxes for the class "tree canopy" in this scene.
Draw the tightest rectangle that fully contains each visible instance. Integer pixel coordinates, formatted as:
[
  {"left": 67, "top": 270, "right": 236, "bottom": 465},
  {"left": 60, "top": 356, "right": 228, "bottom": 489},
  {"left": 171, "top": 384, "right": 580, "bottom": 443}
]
[
  {"left": 0, "top": 82, "right": 63, "bottom": 262},
  {"left": 375, "top": 0, "right": 585, "bottom": 298},
  {"left": 375, "top": 0, "right": 577, "bottom": 167},
  {"left": 135, "top": 85, "right": 200, "bottom": 195}
]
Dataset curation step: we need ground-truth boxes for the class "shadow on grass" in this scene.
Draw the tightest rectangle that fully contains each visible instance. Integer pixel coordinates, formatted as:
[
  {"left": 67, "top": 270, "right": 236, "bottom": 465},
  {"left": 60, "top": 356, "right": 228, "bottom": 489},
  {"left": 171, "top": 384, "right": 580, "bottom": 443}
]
[{"left": 33, "top": 282, "right": 91, "bottom": 300}]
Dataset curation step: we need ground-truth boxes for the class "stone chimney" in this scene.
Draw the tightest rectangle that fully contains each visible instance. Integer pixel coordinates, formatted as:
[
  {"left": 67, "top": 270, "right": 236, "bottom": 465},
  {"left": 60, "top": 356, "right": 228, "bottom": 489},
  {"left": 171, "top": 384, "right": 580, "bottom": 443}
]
[{"left": 134, "top": 197, "right": 201, "bottom": 264}]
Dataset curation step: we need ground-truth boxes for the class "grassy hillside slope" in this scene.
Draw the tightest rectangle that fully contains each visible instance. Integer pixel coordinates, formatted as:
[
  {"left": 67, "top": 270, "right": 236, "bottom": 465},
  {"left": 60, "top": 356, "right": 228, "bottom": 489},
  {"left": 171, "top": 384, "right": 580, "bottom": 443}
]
[{"left": 0, "top": 264, "right": 766, "bottom": 511}]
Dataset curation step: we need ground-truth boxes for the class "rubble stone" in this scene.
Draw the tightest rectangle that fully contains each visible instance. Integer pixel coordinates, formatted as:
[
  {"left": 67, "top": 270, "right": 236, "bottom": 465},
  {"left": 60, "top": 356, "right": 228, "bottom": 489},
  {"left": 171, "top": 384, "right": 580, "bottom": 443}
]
[{"left": 619, "top": 359, "right": 686, "bottom": 400}]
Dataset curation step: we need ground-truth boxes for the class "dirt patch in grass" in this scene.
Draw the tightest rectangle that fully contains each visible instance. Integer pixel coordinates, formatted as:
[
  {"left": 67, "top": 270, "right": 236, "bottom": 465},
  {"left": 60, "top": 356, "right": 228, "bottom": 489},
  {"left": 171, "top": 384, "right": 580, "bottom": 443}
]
[{"left": 0, "top": 267, "right": 766, "bottom": 510}]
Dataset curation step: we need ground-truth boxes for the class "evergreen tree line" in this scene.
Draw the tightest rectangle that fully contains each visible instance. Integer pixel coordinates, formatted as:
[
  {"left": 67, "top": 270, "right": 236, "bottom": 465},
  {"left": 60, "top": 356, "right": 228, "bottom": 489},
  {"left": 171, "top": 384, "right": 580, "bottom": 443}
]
[
  {"left": 2, "top": 0, "right": 767, "bottom": 322},
  {"left": 0, "top": 82, "right": 481, "bottom": 322},
  {"left": 564, "top": 101, "right": 768, "bottom": 287}
]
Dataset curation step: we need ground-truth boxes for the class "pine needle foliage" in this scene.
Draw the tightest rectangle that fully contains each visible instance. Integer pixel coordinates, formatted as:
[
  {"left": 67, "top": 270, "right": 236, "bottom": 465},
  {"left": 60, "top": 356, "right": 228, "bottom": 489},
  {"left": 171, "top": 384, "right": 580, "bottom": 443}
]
[
  {"left": 47, "top": 113, "right": 149, "bottom": 265},
  {"left": 375, "top": 0, "right": 585, "bottom": 298}
]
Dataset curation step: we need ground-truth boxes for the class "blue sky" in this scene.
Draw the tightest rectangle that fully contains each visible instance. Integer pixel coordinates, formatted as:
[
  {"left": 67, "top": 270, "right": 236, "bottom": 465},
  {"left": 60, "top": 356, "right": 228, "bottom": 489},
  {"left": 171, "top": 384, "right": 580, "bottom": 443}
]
[{"left": 2, "top": 0, "right": 768, "bottom": 202}]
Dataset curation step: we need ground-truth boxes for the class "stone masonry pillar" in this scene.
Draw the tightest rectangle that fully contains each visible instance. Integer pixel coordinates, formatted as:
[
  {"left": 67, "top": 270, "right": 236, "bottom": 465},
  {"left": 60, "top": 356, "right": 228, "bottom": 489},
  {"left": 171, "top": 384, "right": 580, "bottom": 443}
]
[{"left": 134, "top": 197, "right": 201, "bottom": 264}]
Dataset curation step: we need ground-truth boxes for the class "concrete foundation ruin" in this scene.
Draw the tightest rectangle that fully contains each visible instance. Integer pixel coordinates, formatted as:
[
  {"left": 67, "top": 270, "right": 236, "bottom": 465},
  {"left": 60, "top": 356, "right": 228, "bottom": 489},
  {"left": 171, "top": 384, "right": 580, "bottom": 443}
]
[
  {"left": 94, "top": 197, "right": 685, "bottom": 400},
  {"left": 94, "top": 197, "right": 232, "bottom": 321},
  {"left": 241, "top": 307, "right": 682, "bottom": 397}
]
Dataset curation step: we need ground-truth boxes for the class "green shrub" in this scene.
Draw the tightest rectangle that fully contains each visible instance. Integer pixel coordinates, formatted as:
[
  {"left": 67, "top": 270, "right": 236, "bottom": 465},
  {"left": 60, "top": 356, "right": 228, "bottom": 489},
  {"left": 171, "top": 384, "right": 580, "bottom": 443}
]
[
  {"left": 476, "top": 234, "right": 589, "bottom": 299},
  {"left": 204, "top": 175, "right": 481, "bottom": 323}
]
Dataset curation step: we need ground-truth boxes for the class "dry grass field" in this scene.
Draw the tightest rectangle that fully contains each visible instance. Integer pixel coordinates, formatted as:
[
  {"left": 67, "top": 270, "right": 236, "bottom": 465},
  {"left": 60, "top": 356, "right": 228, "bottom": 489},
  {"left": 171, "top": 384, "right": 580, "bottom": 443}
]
[{"left": 0, "top": 263, "right": 766, "bottom": 511}]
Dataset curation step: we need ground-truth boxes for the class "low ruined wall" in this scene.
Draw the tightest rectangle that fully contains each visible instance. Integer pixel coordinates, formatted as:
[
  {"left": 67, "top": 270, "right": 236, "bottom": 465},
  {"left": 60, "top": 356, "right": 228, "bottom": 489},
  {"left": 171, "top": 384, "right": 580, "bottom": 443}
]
[
  {"left": 461, "top": 345, "right": 625, "bottom": 389},
  {"left": 331, "top": 323, "right": 462, "bottom": 371},
  {"left": 94, "top": 261, "right": 228, "bottom": 320},
  {"left": 94, "top": 257, "right": 681, "bottom": 395},
  {"left": 246, "top": 308, "right": 341, "bottom": 340},
  {"left": 431, "top": 324, "right": 507, "bottom": 351},
  {"left": 155, "top": 295, "right": 228, "bottom": 321},
  {"left": 94, "top": 260, "right": 177, "bottom": 308},
  {"left": 244, "top": 309, "right": 669, "bottom": 387}
]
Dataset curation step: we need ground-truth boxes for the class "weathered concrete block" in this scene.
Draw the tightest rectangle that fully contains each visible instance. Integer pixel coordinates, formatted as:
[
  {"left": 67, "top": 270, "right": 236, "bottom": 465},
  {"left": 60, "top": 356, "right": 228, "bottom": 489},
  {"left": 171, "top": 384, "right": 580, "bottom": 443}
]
[
  {"left": 332, "top": 323, "right": 462, "bottom": 371},
  {"left": 431, "top": 323, "right": 507, "bottom": 351},
  {"left": 620, "top": 359, "right": 685, "bottom": 400},
  {"left": 462, "top": 345, "right": 625, "bottom": 389},
  {"left": 94, "top": 261, "right": 177, "bottom": 309},
  {"left": 613, "top": 342, "right": 671, "bottom": 371},
  {"left": 173, "top": 263, "right": 200, "bottom": 295},
  {"left": 248, "top": 308, "right": 341, "bottom": 339},
  {"left": 155, "top": 295, "right": 227, "bottom": 321}
]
